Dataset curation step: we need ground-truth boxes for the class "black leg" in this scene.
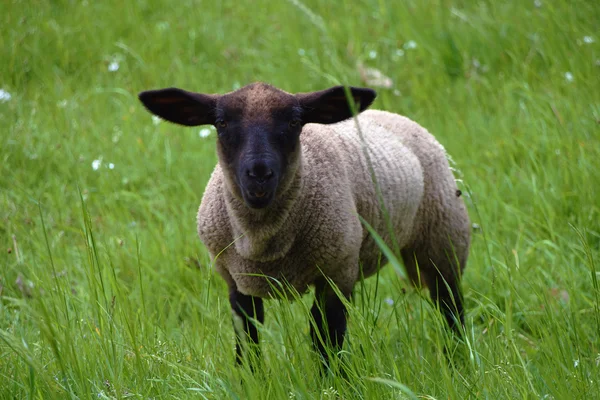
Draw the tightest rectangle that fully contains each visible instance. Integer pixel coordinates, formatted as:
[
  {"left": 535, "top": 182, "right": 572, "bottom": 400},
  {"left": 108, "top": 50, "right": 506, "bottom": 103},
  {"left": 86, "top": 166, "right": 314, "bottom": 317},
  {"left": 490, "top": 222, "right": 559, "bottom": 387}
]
[
  {"left": 401, "top": 247, "right": 465, "bottom": 334},
  {"left": 310, "top": 280, "right": 349, "bottom": 369},
  {"left": 229, "top": 289, "right": 264, "bottom": 370},
  {"left": 426, "top": 273, "right": 464, "bottom": 333}
]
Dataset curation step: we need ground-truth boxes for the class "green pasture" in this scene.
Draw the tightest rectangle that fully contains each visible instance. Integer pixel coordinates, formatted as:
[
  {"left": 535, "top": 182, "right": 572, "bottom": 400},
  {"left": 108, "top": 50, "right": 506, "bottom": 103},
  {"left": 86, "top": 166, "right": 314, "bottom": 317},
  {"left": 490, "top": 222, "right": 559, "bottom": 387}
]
[{"left": 1, "top": 0, "right": 599, "bottom": 398}]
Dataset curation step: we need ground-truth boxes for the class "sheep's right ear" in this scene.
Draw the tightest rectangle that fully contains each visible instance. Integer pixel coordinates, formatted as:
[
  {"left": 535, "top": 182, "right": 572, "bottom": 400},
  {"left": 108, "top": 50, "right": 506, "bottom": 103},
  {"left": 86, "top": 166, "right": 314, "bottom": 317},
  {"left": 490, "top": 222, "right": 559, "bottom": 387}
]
[
  {"left": 296, "top": 85, "right": 377, "bottom": 125},
  {"left": 138, "top": 88, "right": 218, "bottom": 126}
]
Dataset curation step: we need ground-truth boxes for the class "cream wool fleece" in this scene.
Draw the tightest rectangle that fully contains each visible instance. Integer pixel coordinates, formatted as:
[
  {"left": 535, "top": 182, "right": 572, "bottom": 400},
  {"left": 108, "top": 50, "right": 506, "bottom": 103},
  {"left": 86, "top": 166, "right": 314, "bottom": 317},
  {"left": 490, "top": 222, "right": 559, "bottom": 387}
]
[{"left": 197, "top": 109, "right": 465, "bottom": 298}]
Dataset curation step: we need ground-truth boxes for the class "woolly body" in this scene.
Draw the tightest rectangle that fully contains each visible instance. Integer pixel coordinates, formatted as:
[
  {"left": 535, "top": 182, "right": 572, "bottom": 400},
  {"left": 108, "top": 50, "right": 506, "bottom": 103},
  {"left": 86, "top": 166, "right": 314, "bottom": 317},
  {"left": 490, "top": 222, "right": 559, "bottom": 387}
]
[{"left": 197, "top": 109, "right": 469, "bottom": 298}]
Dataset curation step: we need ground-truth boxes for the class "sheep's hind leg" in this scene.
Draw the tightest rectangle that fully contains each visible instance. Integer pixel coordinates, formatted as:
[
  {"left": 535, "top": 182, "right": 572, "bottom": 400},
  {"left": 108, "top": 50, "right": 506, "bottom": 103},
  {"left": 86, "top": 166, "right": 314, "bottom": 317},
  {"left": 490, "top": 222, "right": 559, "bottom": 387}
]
[
  {"left": 310, "top": 279, "right": 350, "bottom": 371},
  {"left": 229, "top": 289, "right": 264, "bottom": 371},
  {"left": 401, "top": 247, "right": 465, "bottom": 333},
  {"left": 425, "top": 265, "right": 464, "bottom": 332}
]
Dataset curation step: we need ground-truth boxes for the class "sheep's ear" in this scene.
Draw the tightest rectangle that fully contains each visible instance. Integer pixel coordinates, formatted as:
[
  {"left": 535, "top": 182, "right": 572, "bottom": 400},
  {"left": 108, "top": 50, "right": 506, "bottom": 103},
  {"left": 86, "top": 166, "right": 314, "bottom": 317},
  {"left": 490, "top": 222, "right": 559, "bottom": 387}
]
[
  {"left": 138, "top": 88, "right": 218, "bottom": 126},
  {"left": 296, "top": 86, "right": 377, "bottom": 125}
]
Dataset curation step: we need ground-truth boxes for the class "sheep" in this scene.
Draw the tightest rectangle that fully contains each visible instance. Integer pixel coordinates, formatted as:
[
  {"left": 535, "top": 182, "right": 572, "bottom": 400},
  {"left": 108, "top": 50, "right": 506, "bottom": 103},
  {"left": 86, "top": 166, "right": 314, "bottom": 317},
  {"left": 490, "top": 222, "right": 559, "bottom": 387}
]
[{"left": 138, "top": 82, "right": 470, "bottom": 370}]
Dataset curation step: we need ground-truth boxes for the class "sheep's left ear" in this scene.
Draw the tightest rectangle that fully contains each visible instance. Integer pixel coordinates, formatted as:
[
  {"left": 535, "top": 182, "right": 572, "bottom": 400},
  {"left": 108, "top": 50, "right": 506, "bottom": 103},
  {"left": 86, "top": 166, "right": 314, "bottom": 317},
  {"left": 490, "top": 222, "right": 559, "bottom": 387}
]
[
  {"left": 138, "top": 88, "right": 218, "bottom": 126},
  {"left": 296, "top": 86, "right": 377, "bottom": 125}
]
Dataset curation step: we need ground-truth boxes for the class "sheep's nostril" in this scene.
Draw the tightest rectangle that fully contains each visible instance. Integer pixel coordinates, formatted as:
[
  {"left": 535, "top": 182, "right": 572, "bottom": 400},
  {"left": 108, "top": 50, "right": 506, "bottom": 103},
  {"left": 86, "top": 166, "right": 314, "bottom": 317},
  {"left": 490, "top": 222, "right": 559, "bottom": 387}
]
[
  {"left": 247, "top": 166, "right": 274, "bottom": 183},
  {"left": 257, "top": 169, "right": 274, "bottom": 183}
]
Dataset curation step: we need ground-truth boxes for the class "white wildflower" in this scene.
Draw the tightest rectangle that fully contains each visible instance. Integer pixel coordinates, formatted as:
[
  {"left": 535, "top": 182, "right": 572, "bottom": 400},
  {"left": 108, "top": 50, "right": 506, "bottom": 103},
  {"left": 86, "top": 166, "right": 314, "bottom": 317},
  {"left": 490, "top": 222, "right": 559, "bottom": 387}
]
[
  {"left": 108, "top": 61, "right": 119, "bottom": 72},
  {"left": 156, "top": 21, "right": 170, "bottom": 31},
  {"left": 108, "top": 163, "right": 115, "bottom": 170},
  {"left": 384, "top": 298, "right": 394, "bottom": 305},
  {"left": 368, "top": 50, "right": 377, "bottom": 59},
  {"left": 357, "top": 62, "right": 393, "bottom": 89},
  {"left": 395, "top": 49, "right": 405, "bottom": 57},
  {"left": 574, "top": 359, "right": 580, "bottom": 368},
  {"left": 534, "top": 0, "right": 542, "bottom": 8},
  {"left": 199, "top": 128, "right": 212, "bottom": 138},
  {"left": 564, "top": 72, "right": 574, "bottom": 82},
  {"left": 583, "top": 36, "right": 594, "bottom": 44},
  {"left": 404, "top": 40, "right": 417, "bottom": 50},
  {"left": 92, "top": 158, "right": 102, "bottom": 171},
  {"left": 152, "top": 115, "right": 161, "bottom": 126},
  {"left": 0, "top": 89, "right": 12, "bottom": 102},
  {"left": 322, "top": 387, "right": 339, "bottom": 397}
]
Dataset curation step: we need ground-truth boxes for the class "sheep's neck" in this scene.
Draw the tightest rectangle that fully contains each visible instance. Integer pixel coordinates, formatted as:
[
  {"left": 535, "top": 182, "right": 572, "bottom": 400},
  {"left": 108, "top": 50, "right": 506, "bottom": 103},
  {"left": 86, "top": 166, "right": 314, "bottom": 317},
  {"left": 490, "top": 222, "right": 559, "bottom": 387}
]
[{"left": 224, "top": 157, "right": 305, "bottom": 262}]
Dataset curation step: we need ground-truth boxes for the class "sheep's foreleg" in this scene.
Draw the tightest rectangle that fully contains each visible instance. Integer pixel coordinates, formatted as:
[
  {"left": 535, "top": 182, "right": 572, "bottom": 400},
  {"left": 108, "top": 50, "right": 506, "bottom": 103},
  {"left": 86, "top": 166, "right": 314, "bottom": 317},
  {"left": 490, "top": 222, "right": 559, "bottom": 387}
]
[
  {"left": 310, "top": 280, "right": 349, "bottom": 370},
  {"left": 229, "top": 289, "right": 264, "bottom": 370}
]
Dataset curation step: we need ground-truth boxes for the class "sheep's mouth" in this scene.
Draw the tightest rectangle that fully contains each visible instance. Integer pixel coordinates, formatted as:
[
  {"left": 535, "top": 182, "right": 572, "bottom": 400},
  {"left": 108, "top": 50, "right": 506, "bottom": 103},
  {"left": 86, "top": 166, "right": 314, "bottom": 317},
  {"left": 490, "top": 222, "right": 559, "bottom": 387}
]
[{"left": 243, "top": 190, "right": 274, "bottom": 209}]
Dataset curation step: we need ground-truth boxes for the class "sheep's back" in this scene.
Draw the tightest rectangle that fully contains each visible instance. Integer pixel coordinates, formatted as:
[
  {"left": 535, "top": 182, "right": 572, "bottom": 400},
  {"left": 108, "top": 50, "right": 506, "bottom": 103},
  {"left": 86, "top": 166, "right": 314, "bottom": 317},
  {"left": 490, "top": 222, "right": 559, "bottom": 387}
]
[
  {"left": 359, "top": 110, "right": 469, "bottom": 258},
  {"left": 303, "top": 113, "right": 425, "bottom": 276}
]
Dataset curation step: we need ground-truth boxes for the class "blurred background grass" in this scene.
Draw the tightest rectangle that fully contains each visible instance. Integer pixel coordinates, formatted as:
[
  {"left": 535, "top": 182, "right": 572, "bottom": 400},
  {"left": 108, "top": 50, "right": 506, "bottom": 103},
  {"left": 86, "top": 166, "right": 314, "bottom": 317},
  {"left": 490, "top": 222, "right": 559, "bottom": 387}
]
[{"left": 1, "top": 0, "right": 599, "bottom": 398}]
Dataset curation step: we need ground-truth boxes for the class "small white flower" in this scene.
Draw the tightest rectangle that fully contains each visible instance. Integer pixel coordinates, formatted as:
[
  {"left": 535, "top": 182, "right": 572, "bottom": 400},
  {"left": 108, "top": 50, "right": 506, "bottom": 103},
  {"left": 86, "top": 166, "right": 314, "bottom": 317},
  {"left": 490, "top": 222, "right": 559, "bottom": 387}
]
[
  {"left": 108, "top": 163, "right": 115, "bottom": 170},
  {"left": 583, "top": 36, "right": 594, "bottom": 44},
  {"left": 152, "top": 115, "right": 161, "bottom": 126},
  {"left": 92, "top": 158, "right": 102, "bottom": 171},
  {"left": 108, "top": 61, "right": 119, "bottom": 72},
  {"left": 0, "top": 89, "right": 12, "bottom": 102},
  {"left": 534, "top": 0, "right": 542, "bottom": 7},
  {"left": 395, "top": 49, "right": 405, "bottom": 57},
  {"left": 368, "top": 50, "right": 377, "bottom": 59},
  {"left": 404, "top": 40, "right": 417, "bottom": 50},
  {"left": 297, "top": 48, "right": 306, "bottom": 56},
  {"left": 564, "top": 72, "right": 574, "bottom": 82},
  {"left": 199, "top": 128, "right": 212, "bottom": 138},
  {"left": 384, "top": 298, "right": 394, "bottom": 306},
  {"left": 574, "top": 359, "right": 580, "bottom": 368},
  {"left": 156, "top": 21, "right": 170, "bottom": 31}
]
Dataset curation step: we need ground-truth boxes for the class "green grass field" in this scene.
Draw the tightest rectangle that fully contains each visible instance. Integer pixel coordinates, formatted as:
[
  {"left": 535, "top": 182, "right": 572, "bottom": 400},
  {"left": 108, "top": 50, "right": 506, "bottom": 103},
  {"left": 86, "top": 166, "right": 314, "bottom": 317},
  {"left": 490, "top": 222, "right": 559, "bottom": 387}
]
[{"left": 1, "top": 0, "right": 599, "bottom": 398}]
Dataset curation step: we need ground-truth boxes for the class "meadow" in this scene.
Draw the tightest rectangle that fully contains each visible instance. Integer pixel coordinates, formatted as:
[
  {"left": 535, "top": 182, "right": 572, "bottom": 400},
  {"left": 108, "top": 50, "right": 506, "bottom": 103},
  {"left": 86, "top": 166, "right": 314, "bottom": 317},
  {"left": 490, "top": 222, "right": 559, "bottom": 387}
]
[{"left": 1, "top": 0, "right": 599, "bottom": 398}]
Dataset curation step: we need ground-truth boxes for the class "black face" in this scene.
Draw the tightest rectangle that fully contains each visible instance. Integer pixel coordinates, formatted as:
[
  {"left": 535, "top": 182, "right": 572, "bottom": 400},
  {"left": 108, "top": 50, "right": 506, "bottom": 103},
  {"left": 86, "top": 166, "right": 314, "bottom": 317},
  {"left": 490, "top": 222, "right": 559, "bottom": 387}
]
[
  {"left": 138, "top": 82, "right": 377, "bottom": 210},
  {"left": 215, "top": 98, "right": 302, "bottom": 209}
]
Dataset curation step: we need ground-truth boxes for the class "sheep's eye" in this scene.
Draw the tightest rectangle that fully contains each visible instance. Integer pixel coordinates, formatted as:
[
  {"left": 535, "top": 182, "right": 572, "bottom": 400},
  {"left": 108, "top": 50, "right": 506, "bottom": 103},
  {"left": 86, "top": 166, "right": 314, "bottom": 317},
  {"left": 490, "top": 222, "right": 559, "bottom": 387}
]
[
  {"left": 289, "top": 119, "right": 300, "bottom": 128},
  {"left": 216, "top": 120, "right": 227, "bottom": 129}
]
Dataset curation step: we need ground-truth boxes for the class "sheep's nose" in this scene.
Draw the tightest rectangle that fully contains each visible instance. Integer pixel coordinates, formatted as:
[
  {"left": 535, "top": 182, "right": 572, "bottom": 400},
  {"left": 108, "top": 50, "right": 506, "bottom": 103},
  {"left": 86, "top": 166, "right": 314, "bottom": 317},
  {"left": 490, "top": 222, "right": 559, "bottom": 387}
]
[{"left": 247, "top": 164, "right": 274, "bottom": 184}]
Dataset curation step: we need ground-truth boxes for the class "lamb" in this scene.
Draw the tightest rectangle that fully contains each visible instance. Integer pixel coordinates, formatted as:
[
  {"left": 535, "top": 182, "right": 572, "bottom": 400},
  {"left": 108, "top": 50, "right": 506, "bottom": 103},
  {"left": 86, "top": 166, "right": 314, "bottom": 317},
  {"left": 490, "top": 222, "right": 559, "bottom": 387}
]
[{"left": 138, "top": 82, "right": 471, "bottom": 370}]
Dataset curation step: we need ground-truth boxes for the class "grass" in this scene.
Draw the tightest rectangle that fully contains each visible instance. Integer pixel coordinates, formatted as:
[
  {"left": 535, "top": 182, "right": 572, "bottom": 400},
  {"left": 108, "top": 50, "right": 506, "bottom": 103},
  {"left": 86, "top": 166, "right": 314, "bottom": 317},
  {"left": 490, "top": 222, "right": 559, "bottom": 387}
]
[{"left": 1, "top": 0, "right": 599, "bottom": 398}]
